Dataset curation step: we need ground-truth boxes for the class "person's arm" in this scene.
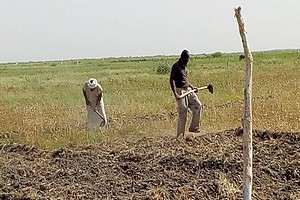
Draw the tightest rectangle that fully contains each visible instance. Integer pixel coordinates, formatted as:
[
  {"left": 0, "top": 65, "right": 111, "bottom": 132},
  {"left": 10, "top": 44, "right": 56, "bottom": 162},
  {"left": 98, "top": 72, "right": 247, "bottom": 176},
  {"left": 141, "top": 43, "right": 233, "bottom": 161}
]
[
  {"left": 95, "top": 85, "right": 103, "bottom": 109},
  {"left": 170, "top": 67, "right": 181, "bottom": 100},
  {"left": 170, "top": 79, "right": 180, "bottom": 99},
  {"left": 95, "top": 92, "right": 102, "bottom": 109},
  {"left": 188, "top": 83, "right": 198, "bottom": 92},
  {"left": 82, "top": 89, "right": 90, "bottom": 105}
]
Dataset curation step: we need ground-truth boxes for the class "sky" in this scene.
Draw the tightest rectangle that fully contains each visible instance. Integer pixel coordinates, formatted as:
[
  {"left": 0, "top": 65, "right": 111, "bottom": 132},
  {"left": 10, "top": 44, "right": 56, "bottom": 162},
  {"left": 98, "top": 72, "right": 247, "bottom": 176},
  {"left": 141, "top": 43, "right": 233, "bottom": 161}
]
[{"left": 1, "top": 0, "right": 299, "bottom": 63}]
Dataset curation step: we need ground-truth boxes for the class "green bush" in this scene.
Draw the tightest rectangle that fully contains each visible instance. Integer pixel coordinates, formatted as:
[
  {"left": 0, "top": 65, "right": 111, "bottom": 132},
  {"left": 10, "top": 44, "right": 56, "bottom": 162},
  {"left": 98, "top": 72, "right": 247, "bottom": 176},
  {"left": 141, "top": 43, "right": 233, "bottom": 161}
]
[
  {"left": 211, "top": 52, "right": 223, "bottom": 58},
  {"left": 50, "top": 63, "right": 58, "bottom": 66},
  {"left": 156, "top": 64, "right": 170, "bottom": 74}
]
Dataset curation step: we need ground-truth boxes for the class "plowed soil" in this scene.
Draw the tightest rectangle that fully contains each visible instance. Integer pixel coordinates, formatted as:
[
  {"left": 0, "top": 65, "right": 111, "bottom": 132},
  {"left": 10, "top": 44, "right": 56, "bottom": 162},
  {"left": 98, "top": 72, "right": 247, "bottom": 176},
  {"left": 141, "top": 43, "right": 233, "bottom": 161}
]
[{"left": 1, "top": 128, "right": 299, "bottom": 200}]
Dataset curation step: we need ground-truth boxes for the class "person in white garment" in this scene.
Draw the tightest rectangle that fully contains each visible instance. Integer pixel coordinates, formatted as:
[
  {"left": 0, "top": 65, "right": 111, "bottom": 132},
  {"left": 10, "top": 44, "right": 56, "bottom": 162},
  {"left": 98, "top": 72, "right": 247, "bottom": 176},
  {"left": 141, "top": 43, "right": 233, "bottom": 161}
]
[{"left": 82, "top": 78, "right": 108, "bottom": 129}]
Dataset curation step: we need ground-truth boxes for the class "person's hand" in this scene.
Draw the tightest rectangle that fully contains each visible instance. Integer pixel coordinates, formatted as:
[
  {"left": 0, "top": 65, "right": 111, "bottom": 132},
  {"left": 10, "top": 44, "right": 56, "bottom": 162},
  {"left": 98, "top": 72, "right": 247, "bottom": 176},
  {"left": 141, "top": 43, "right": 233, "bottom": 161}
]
[
  {"left": 175, "top": 93, "right": 181, "bottom": 100},
  {"left": 193, "top": 87, "right": 199, "bottom": 93}
]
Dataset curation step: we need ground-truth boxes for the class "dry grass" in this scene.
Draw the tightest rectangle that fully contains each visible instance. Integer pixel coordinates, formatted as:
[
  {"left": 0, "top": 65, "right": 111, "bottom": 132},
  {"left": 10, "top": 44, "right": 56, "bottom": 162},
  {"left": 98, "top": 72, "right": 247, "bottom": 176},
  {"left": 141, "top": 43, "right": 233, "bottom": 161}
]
[
  {"left": 217, "top": 173, "right": 240, "bottom": 198},
  {"left": 0, "top": 50, "right": 299, "bottom": 148}
]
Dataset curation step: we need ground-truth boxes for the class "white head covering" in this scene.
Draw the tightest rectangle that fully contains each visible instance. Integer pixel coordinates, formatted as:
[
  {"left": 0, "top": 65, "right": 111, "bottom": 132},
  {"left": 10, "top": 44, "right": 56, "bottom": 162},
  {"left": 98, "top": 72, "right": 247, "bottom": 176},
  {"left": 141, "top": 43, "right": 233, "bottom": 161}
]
[{"left": 87, "top": 78, "right": 98, "bottom": 89}]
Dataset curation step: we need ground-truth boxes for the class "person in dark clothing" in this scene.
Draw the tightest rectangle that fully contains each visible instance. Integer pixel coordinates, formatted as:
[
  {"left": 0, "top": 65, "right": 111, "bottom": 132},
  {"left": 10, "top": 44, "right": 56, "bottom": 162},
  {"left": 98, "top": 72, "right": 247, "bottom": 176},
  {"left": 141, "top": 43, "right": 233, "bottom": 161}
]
[{"left": 170, "top": 50, "right": 202, "bottom": 137}]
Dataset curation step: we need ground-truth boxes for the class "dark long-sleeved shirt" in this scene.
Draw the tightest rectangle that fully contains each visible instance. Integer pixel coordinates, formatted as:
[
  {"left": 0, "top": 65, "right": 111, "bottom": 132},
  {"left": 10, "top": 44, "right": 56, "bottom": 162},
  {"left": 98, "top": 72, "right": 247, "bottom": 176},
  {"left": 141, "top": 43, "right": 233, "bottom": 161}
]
[{"left": 170, "top": 61, "right": 189, "bottom": 88}]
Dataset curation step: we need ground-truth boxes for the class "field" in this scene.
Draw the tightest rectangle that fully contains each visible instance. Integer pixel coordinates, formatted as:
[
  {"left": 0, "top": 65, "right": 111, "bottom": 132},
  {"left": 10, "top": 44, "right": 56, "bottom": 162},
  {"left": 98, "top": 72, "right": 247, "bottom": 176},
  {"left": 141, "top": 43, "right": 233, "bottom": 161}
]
[{"left": 0, "top": 50, "right": 300, "bottom": 199}]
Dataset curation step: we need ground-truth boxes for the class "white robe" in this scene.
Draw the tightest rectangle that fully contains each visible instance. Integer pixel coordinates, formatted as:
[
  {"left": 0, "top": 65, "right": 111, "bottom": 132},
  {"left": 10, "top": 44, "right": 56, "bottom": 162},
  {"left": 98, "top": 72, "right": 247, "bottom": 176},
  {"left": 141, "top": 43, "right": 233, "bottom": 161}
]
[
  {"left": 86, "top": 99, "right": 107, "bottom": 129},
  {"left": 83, "top": 82, "right": 108, "bottom": 129}
]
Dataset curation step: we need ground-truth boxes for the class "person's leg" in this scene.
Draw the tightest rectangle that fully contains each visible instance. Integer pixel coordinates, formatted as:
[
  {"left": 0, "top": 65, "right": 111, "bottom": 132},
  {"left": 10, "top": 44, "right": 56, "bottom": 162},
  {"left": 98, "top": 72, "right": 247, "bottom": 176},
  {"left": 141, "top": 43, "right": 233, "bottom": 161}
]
[
  {"left": 177, "top": 97, "right": 188, "bottom": 137},
  {"left": 188, "top": 93, "right": 202, "bottom": 132},
  {"left": 87, "top": 105, "right": 99, "bottom": 129}
]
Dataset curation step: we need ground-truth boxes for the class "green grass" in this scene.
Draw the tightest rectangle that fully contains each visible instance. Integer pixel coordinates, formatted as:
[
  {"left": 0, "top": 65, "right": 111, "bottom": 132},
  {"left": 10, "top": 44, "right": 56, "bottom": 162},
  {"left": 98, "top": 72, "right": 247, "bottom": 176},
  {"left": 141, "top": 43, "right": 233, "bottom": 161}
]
[{"left": 1, "top": 50, "right": 299, "bottom": 149}]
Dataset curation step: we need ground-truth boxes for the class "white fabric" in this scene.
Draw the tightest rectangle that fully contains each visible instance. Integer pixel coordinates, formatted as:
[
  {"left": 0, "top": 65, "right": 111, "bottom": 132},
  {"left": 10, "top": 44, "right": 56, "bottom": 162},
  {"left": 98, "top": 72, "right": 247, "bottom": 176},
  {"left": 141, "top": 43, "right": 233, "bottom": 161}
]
[
  {"left": 83, "top": 79, "right": 107, "bottom": 129},
  {"left": 86, "top": 98, "right": 107, "bottom": 129},
  {"left": 87, "top": 78, "right": 98, "bottom": 89}
]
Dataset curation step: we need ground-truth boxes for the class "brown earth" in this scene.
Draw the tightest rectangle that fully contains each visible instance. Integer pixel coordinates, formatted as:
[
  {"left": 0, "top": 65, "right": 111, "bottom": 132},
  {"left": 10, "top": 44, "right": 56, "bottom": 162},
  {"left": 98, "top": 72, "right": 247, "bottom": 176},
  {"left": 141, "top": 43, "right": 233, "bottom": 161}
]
[{"left": 0, "top": 128, "right": 299, "bottom": 200}]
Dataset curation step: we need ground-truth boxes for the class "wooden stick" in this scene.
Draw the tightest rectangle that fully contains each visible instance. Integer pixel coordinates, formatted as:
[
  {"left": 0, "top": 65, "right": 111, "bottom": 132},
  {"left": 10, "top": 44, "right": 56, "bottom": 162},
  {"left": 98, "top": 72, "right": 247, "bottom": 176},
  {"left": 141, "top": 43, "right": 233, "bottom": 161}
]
[
  {"left": 94, "top": 109, "right": 108, "bottom": 127},
  {"left": 94, "top": 109, "right": 105, "bottom": 120},
  {"left": 234, "top": 6, "right": 253, "bottom": 200},
  {"left": 178, "top": 86, "right": 208, "bottom": 99}
]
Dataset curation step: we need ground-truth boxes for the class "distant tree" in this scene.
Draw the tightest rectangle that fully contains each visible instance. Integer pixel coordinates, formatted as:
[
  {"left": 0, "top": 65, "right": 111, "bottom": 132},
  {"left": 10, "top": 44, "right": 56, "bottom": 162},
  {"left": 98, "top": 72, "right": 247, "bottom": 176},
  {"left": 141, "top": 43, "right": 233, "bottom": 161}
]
[{"left": 211, "top": 52, "right": 222, "bottom": 58}]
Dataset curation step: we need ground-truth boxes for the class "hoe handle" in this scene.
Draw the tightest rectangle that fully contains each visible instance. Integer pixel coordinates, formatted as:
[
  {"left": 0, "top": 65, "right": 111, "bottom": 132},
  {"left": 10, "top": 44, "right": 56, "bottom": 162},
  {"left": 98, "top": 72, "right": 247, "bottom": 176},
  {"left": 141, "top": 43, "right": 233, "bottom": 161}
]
[
  {"left": 178, "top": 85, "right": 213, "bottom": 99},
  {"left": 94, "top": 109, "right": 105, "bottom": 120}
]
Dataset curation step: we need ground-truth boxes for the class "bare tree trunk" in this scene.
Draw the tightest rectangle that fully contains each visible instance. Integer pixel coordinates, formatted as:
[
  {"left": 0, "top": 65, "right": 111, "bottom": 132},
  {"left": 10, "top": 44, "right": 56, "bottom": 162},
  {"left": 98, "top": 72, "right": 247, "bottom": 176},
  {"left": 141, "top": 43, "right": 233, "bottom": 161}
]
[{"left": 234, "top": 6, "right": 253, "bottom": 200}]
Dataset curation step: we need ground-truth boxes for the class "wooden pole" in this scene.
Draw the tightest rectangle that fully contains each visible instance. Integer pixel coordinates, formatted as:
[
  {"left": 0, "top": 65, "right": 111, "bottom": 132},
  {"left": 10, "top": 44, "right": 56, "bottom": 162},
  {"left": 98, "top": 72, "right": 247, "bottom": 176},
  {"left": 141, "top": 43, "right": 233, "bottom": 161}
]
[{"left": 234, "top": 6, "right": 253, "bottom": 200}]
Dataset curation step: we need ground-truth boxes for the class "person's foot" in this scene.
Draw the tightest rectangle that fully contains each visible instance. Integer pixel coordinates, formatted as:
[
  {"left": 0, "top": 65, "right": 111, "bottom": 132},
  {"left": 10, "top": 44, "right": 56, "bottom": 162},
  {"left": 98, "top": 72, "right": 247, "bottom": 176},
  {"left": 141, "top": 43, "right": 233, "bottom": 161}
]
[{"left": 189, "top": 127, "right": 200, "bottom": 133}]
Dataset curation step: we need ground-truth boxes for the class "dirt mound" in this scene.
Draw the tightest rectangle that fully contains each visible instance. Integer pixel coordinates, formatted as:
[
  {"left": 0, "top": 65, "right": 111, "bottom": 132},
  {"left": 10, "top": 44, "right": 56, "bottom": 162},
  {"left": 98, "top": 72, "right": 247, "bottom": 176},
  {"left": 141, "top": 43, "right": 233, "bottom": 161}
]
[{"left": 0, "top": 129, "right": 299, "bottom": 199}]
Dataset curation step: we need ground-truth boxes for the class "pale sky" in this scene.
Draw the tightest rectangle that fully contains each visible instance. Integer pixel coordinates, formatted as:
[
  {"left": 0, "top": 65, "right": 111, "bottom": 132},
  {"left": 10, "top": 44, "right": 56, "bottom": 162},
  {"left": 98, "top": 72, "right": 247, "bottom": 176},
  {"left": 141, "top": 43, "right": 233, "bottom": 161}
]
[{"left": 1, "top": 0, "right": 299, "bottom": 63}]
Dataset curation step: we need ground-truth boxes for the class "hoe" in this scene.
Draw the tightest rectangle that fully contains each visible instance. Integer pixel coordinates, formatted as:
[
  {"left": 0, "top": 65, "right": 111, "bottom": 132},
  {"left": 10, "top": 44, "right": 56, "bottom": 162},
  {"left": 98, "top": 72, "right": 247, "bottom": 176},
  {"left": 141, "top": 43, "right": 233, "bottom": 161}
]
[{"left": 179, "top": 84, "right": 213, "bottom": 99}]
